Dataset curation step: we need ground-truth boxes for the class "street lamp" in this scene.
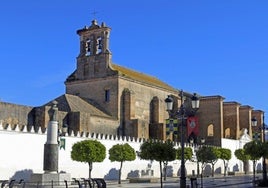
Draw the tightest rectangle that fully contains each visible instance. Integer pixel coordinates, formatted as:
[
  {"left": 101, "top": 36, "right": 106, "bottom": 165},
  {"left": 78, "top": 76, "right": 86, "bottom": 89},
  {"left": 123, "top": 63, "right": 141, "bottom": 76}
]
[
  {"left": 251, "top": 114, "right": 267, "bottom": 184},
  {"left": 165, "top": 90, "right": 200, "bottom": 188}
]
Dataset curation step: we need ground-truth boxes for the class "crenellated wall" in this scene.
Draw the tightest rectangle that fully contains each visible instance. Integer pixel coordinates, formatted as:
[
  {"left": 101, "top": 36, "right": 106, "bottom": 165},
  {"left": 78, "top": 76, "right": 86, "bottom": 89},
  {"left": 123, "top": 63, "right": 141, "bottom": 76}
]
[{"left": 0, "top": 123, "right": 261, "bottom": 182}]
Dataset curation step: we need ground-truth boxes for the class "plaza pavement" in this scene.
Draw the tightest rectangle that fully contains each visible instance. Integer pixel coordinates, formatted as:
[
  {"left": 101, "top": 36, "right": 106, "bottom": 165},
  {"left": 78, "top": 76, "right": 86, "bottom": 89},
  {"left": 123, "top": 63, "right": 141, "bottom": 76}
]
[{"left": 106, "top": 175, "right": 263, "bottom": 188}]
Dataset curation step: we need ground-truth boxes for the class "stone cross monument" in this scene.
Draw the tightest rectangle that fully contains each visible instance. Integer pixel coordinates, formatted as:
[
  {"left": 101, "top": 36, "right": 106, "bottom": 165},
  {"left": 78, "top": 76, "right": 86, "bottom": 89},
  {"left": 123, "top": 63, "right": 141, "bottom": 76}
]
[
  {"left": 30, "top": 101, "right": 71, "bottom": 186},
  {"left": 43, "top": 100, "right": 59, "bottom": 173}
]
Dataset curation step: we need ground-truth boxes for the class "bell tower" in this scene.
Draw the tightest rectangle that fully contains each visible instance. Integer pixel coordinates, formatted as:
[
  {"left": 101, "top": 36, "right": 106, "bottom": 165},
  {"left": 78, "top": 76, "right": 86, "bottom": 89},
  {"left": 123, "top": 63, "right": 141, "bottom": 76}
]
[{"left": 74, "top": 20, "right": 112, "bottom": 80}]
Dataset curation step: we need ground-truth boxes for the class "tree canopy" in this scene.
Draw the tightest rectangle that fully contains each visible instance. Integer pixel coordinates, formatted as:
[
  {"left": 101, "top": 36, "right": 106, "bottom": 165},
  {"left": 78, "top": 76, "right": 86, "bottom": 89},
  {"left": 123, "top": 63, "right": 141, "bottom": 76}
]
[
  {"left": 177, "top": 147, "right": 193, "bottom": 161},
  {"left": 218, "top": 148, "right": 232, "bottom": 161},
  {"left": 71, "top": 139, "right": 106, "bottom": 178},
  {"left": 109, "top": 143, "right": 136, "bottom": 162},
  {"left": 234, "top": 148, "right": 250, "bottom": 162},
  {"left": 244, "top": 140, "right": 263, "bottom": 161},
  {"left": 197, "top": 146, "right": 218, "bottom": 164}
]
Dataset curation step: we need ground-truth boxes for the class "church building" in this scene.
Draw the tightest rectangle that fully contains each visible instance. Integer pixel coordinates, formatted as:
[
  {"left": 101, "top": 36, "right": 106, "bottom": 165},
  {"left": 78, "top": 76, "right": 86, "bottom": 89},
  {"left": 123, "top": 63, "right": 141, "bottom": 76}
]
[{"left": 0, "top": 19, "right": 264, "bottom": 147}]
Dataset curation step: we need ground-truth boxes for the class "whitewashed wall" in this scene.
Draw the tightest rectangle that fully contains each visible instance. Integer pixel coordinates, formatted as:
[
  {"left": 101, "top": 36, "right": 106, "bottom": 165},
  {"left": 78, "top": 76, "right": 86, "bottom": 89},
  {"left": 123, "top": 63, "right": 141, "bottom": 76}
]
[{"left": 0, "top": 128, "right": 259, "bottom": 181}]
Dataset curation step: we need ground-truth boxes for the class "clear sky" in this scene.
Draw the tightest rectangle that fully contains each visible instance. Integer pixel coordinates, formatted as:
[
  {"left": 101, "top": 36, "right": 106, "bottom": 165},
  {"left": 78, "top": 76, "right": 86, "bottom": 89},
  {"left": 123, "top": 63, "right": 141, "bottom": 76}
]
[{"left": 1, "top": 1, "right": 268, "bottom": 123}]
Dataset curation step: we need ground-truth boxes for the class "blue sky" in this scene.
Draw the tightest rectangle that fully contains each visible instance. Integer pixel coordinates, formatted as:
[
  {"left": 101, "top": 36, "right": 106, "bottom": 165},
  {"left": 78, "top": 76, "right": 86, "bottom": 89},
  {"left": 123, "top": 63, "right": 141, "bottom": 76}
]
[{"left": 1, "top": 1, "right": 268, "bottom": 122}]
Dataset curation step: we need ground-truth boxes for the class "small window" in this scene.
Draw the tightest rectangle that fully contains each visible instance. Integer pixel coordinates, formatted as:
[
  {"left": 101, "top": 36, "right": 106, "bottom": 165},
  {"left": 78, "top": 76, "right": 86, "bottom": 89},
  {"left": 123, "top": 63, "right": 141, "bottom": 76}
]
[{"left": 105, "top": 90, "right": 110, "bottom": 102}]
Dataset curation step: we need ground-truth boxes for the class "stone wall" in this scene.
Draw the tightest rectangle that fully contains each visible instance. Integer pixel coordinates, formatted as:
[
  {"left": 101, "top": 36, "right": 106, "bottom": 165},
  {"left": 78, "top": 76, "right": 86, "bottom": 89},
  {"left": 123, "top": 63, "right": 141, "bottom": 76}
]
[
  {"left": 223, "top": 102, "right": 240, "bottom": 139},
  {"left": 66, "top": 77, "right": 119, "bottom": 118},
  {"left": 0, "top": 102, "right": 33, "bottom": 130},
  {"left": 198, "top": 96, "right": 224, "bottom": 146},
  {"left": 239, "top": 105, "right": 253, "bottom": 137},
  {"left": 118, "top": 77, "right": 176, "bottom": 139}
]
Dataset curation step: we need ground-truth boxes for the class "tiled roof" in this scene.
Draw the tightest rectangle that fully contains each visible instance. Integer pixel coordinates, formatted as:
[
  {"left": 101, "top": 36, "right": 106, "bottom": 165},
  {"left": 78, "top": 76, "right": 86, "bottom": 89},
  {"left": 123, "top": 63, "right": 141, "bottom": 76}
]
[
  {"left": 45, "top": 94, "right": 112, "bottom": 118},
  {"left": 110, "top": 63, "right": 176, "bottom": 91}
]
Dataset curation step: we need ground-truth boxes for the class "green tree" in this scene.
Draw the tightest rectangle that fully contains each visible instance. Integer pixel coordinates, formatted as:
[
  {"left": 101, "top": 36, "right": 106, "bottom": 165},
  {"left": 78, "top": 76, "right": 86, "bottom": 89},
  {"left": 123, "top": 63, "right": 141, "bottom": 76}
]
[
  {"left": 196, "top": 146, "right": 208, "bottom": 175},
  {"left": 210, "top": 147, "right": 221, "bottom": 177},
  {"left": 244, "top": 140, "right": 263, "bottom": 184},
  {"left": 109, "top": 143, "right": 136, "bottom": 184},
  {"left": 218, "top": 148, "right": 232, "bottom": 176},
  {"left": 71, "top": 139, "right": 106, "bottom": 178},
  {"left": 234, "top": 148, "right": 250, "bottom": 174},
  {"left": 139, "top": 140, "right": 176, "bottom": 188},
  {"left": 196, "top": 146, "right": 218, "bottom": 177},
  {"left": 177, "top": 147, "right": 193, "bottom": 162}
]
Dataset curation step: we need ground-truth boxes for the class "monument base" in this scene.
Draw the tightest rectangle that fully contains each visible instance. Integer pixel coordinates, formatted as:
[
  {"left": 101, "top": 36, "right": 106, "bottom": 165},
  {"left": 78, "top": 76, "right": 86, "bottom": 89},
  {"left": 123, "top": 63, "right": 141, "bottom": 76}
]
[{"left": 30, "top": 173, "right": 71, "bottom": 187}]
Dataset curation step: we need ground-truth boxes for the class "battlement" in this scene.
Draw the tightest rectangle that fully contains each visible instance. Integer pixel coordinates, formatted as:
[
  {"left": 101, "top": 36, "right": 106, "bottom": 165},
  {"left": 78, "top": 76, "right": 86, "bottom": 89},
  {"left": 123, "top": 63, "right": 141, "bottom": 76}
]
[{"left": 0, "top": 120, "right": 189, "bottom": 147}]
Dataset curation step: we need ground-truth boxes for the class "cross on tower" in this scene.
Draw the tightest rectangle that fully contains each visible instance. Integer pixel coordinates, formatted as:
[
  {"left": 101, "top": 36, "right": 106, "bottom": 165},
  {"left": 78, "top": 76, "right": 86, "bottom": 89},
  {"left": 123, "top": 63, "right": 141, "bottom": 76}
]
[{"left": 91, "top": 10, "right": 98, "bottom": 20}]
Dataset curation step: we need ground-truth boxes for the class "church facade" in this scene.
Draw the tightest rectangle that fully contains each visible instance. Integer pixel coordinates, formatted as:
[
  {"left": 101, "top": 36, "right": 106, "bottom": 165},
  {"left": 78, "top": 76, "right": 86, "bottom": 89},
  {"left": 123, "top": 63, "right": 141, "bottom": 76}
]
[{"left": 0, "top": 20, "right": 264, "bottom": 147}]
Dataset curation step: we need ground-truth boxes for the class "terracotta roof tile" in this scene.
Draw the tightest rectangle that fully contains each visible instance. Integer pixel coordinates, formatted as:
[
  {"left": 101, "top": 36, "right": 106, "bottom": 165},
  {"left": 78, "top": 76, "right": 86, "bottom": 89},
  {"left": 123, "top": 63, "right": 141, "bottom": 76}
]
[{"left": 110, "top": 63, "right": 176, "bottom": 91}]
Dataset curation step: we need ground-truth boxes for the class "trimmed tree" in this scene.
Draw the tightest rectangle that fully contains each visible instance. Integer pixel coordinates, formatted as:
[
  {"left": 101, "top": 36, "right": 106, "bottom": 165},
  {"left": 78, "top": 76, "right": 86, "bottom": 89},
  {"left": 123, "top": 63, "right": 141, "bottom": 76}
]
[
  {"left": 244, "top": 141, "right": 263, "bottom": 184},
  {"left": 218, "top": 148, "right": 232, "bottom": 176},
  {"left": 177, "top": 147, "right": 193, "bottom": 162},
  {"left": 71, "top": 140, "right": 106, "bottom": 178},
  {"left": 109, "top": 143, "right": 136, "bottom": 184},
  {"left": 210, "top": 147, "right": 221, "bottom": 177},
  {"left": 197, "top": 146, "right": 218, "bottom": 176},
  {"left": 234, "top": 148, "right": 250, "bottom": 174},
  {"left": 139, "top": 140, "right": 176, "bottom": 188}
]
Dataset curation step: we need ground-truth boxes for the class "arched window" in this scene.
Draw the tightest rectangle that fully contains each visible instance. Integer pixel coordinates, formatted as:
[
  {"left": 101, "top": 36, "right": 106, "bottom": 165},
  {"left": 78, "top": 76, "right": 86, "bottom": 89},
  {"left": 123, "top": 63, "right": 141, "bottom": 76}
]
[
  {"left": 225, "top": 128, "right": 231, "bottom": 138},
  {"left": 207, "top": 124, "right": 214, "bottom": 136},
  {"left": 86, "top": 39, "right": 91, "bottom": 56},
  {"left": 97, "top": 37, "right": 102, "bottom": 54}
]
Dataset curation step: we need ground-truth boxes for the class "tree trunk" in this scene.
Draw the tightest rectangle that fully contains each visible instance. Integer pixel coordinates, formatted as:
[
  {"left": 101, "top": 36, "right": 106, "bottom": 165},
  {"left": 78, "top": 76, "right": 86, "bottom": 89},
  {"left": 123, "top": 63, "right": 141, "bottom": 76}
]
[
  {"left": 262, "top": 156, "right": 267, "bottom": 184},
  {"left": 163, "top": 161, "right": 167, "bottom": 181},
  {"left": 201, "top": 162, "right": 205, "bottom": 176},
  {"left": 212, "top": 164, "right": 215, "bottom": 177},
  {"left": 88, "top": 162, "right": 93, "bottom": 179},
  {"left": 119, "top": 161, "right": 123, "bottom": 184},
  {"left": 159, "top": 161, "right": 163, "bottom": 188},
  {"left": 223, "top": 161, "right": 226, "bottom": 176},
  {"left": 253, "top": 160, "right": 256, "bottom": 186}
]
